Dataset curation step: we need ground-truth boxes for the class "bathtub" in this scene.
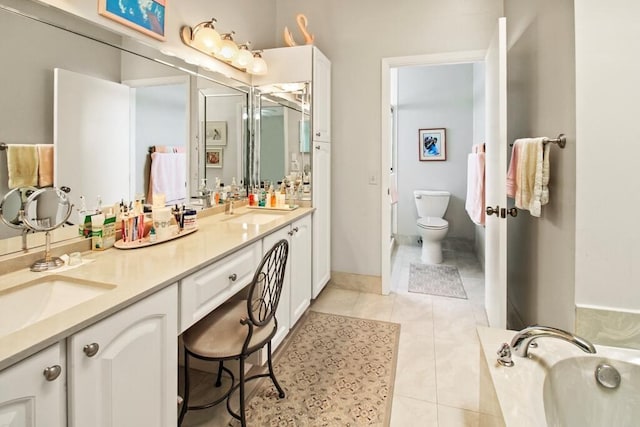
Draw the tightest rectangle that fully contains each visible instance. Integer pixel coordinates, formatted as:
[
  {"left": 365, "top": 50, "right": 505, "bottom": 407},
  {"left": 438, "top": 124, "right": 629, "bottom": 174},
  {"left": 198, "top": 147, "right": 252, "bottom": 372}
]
[{"left": 477, "top": 326, "right": 640, "bottom": 427}]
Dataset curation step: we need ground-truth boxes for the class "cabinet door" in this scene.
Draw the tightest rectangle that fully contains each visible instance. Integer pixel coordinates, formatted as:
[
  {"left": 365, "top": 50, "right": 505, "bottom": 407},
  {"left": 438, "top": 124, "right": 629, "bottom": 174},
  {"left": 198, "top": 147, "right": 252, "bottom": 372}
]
[
  {"left": 68, "top": 285, "right": 177, "bottom": 427},
  {"left": 312, "top": 142, "right": 331, "bottom": 298},
  {"left": 262, "top": 227, "right": 291, "bottom": 352},
  {"left": 290, "top": 215, "right": 312, "bottom": 326},
  {"left": 0, "top": 343, "right": 65, "bottom": 427},
  {"left": 312, "top": 47, "right": 331, "bottom": 142}
]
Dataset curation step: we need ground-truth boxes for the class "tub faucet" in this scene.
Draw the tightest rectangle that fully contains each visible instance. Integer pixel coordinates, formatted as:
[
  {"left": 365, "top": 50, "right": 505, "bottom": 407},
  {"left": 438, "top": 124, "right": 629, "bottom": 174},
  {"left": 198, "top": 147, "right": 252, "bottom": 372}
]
[{"left": 510, "top": 325, "right": 596, "bottom": 357}]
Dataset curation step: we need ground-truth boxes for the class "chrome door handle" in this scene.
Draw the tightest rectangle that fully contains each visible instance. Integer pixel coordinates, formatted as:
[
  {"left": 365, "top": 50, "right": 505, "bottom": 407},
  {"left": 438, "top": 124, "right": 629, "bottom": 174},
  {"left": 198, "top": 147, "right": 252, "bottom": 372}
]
[
  {"left": 293, "top": 227, "right": 299, "bottom": 233},
  {"left": 43, "top": 365, "right": 62, "bottom": 381},
  {"left": 507, "top": 207, "right": 518, "bottom": 217},
  {"left": 315, "top": 132, "right": 321, "bottom": 137},
  {"left": 288, "top": 230, "right": 294, "bottom": 236},
  {"left": 83, "top": 343, "right": 99, "bottom": 357},
  {"left": 486, "top": 206, "right": 500, "bottom": 217},
  {"left": 315, "top": 145, "right": 321, "bottom": 150},
  {"left": 229, "top": 273, "right": 237, "bottom": 281}
]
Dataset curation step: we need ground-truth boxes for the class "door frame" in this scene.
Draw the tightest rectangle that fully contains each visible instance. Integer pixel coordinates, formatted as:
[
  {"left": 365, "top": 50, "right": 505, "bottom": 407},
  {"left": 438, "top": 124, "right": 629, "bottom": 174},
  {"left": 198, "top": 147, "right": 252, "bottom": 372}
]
[{"left": 380, "top": 50, "right": 486, "bottom": 295}]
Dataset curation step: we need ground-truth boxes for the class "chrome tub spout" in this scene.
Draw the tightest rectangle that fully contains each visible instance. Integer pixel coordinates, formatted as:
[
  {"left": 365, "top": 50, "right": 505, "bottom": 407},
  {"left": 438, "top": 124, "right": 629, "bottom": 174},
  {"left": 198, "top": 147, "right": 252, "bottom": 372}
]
[{"left": 510, "top": 325, "right": 596, "bottom": 357}]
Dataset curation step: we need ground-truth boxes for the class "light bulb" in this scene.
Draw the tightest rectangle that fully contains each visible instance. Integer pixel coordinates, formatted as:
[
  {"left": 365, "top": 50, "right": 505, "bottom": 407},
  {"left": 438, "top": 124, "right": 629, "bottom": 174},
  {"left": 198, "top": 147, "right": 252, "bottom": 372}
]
[
  {"left": 232, "top": 44, "right": 254, "bottom": 69},
  {"left": 192, "top": 20, "right": 221, "bottom": 54},
  {"left": 249, "top": 52, "right": 268, "bottom": 75},
  {"left": 219, "top": 33, "right": 239, "bottom": 61}
]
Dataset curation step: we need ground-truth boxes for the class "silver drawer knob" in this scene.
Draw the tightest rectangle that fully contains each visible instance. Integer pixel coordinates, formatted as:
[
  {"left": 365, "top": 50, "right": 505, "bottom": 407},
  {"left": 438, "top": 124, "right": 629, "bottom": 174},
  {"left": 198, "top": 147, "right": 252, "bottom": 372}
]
[
  {"left": 83, "top": 343, "right": 100, "bottom": 357},
  {"left": 315, "top": 132, "right": 321, "bottom": 137},
  {"left": 229, "top": 273, "right": 238, "bottom": 281},
  {"left": 43, "top": 365, "right": 62, "bottom": 381}
]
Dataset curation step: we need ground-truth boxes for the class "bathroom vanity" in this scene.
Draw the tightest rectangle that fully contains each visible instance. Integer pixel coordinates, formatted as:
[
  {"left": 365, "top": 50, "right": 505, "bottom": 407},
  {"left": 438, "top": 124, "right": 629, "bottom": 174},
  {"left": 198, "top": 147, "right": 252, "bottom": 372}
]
[{"left": 0, "top": 207, "right": 313, "bottom": 426}]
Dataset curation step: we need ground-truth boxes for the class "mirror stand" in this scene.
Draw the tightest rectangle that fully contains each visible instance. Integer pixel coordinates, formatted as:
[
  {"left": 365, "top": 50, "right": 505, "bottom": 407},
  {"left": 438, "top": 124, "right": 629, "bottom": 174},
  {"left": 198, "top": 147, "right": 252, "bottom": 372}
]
[{"left": 30, "top": 231, "right": 65, "bottom": 272}]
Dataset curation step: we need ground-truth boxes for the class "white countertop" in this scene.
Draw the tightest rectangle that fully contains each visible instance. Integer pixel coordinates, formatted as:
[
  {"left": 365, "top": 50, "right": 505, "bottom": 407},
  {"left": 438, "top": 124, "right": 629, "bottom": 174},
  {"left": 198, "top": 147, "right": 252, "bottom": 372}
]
[{"left": 0, "top": 206, "right": 313, "bottom": 371}]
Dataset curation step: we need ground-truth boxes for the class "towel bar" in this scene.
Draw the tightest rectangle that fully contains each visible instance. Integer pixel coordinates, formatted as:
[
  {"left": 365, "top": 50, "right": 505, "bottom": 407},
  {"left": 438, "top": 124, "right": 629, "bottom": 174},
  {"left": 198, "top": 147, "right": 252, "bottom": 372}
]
[
  {"left": 0, "top": 142, "right": 7, "bottom": 151},
  {"left": 509, "top": 134, "right": 566, "bottom": 148}
]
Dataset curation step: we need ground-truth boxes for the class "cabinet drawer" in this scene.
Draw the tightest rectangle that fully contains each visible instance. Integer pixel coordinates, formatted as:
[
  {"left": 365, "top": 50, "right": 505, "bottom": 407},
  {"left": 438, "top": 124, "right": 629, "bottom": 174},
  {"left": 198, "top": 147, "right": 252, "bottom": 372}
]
[{"left": 179, "top": 241, "right": 262, "bottom": 333}]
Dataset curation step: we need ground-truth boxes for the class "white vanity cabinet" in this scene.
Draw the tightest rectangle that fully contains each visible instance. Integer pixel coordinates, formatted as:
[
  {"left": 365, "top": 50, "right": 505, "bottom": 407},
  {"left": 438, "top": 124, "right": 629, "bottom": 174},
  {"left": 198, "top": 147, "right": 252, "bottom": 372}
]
[
  {"left": 312, "top": 47, "right": 331, "bottom": 143},
  {"left": 179, "top": 241, "right": 262, "bottom": 333},
  {"left": 0, "top": 343, "right": 66, "bottom": 427},
  {"left": 67, "top": 284, "right": 177, "bottom": 427},
  {"left": 262, "top": 227, "right": 292, "bottom": 352}
]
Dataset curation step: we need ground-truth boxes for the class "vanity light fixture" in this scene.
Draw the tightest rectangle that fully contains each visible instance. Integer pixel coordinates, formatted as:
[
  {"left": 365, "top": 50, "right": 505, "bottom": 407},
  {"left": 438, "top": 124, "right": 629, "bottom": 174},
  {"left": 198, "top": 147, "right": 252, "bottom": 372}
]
[
  {"left": 180, "top": 22, "right": 267, "bottom": 75},
  {"left": 249, "top": 50, "right": 268, "bottom": 75},
  {"left": 219, "top": 32, "right": 239, "bottom": 61}
]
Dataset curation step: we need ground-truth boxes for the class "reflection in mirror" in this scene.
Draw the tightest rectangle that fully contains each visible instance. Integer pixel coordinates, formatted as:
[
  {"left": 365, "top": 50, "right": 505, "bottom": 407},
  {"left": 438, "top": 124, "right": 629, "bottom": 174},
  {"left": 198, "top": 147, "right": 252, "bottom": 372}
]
[
  {"left": 198, "top": 79, "right": 249, "bottom": 191},
  {"left": 0, "top": 3, "right": 249, "bottom": 256},
  {"left": 256, "top": 84, "right": 311, "bottom": 193},
  {"left": 0, "top": 187, "right": 35, "bottom": 230}
]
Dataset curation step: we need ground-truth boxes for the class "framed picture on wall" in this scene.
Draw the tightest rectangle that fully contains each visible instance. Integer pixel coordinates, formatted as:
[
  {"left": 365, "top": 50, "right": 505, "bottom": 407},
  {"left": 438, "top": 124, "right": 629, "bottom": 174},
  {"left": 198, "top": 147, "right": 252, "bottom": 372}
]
[
  {"left": 419, "top": 128, "right": 446, "bottom": 161},
  {"left": 98, "top": 0, "right": 166, "bottom": 41},
  {"left": 205, "top": 121, "right": 227, "bottom": 146},
  {"left": 206, "top": 148, "right": 223, "bottom": 168}
]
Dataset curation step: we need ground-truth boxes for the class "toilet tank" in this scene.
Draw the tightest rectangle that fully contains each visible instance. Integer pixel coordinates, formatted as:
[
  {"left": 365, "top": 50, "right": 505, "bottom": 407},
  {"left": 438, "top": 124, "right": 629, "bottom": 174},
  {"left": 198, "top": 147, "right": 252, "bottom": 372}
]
[{"left": 414, "top": 190, "right": 450, "bottom": 218}]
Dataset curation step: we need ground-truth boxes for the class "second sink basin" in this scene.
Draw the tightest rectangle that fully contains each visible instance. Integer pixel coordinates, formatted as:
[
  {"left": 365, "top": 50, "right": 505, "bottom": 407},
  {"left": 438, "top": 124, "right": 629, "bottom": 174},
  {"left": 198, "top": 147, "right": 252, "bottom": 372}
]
[
  {"left": 224, "top": 211, "right": 285, "bottom": 225},
  {"left": 0, "top": 275, "right": 116, "bottom": 337}
]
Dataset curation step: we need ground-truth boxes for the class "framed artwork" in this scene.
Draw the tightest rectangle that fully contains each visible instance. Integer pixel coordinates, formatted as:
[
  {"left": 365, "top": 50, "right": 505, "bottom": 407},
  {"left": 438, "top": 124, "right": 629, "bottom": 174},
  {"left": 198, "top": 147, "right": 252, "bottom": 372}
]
[
  {"left": 205, "top": 121, "right": 227, "bottom": 146},
  {"left": 98, "top": 0, "right": 166, "bottom": 41},
  {"left": 419, "top": 128, "right": 446, "bottom": 161},
  {"left": 206, "top": 148, "right": 223, "bottom": 168}
]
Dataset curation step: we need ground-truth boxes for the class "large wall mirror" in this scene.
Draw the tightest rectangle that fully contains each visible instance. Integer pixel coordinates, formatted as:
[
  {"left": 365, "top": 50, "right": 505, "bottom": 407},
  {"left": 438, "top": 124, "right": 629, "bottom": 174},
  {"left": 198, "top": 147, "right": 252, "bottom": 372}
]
[
  {"left": 0, "top": 2, "right": 249, "bottom": 255},
  {"left": 254, "top": 83, "right": 311, "bottom": 195}
]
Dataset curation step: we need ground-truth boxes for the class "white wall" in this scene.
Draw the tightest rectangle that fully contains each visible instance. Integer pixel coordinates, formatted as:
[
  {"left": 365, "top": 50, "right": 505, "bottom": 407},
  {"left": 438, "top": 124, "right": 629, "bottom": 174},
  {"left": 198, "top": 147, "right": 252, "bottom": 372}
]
[
  {"left": 276, "top": 0, "right": 504, "bottom": 276},
  {"left": 504, "top": 0, "right": 576, "bottom": 330},
  {"left": 574, "top": 0, "right": 640, "bottom": 311},
  {"left": 473, "top": 62, "right": 486, "bottom": 266},
  {"left": 396, "top": 64, "right": 475, "bottom": 241}
]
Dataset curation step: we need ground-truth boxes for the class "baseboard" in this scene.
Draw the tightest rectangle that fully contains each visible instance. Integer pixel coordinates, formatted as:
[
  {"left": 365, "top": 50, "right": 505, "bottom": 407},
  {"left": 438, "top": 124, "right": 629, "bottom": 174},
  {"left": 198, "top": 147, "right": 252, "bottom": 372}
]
[{"left": 329, "top": 271, "right": 382, "bottom": 294}]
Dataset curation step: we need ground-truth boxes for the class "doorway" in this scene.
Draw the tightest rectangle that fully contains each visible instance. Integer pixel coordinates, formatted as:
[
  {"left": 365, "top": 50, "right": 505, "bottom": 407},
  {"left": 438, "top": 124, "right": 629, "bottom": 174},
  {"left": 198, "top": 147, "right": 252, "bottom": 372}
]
[{"left": 380, "top": 50, "right": 488, "bottom": 298}]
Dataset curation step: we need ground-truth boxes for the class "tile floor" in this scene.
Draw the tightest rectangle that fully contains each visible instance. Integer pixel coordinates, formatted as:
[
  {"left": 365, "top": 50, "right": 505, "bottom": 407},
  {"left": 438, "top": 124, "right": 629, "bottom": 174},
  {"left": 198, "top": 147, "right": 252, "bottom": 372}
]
[{"left": 181, "top": 238, "right": 488, "bottom": 426}]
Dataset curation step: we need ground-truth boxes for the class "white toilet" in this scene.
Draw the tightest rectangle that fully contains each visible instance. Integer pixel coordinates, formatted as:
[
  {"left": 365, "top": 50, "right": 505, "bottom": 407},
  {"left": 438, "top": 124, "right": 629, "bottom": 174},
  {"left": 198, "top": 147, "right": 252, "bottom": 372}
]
[{"left": 414, "top": 190, "right": 450, "bottom": 264}]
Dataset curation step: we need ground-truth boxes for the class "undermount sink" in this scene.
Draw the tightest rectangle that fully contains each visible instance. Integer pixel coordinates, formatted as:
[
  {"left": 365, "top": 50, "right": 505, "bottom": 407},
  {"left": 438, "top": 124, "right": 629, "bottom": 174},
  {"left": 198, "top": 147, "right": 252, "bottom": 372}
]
[
  {"left": 0, "top": 275, "right": 115, "bottom": 336},
  {"left": 224, "top": 211, "right": 285, "bottom": 225}
]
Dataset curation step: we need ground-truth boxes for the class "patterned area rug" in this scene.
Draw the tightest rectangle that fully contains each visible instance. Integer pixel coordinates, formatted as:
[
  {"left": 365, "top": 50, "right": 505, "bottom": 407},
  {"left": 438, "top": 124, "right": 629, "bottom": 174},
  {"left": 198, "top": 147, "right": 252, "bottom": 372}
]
[
  {"left": 241, "top": 311, "right": 401, "bottom": 426},
  {"left": 408, "top": 263, "right": 467, "bottom": 299}
]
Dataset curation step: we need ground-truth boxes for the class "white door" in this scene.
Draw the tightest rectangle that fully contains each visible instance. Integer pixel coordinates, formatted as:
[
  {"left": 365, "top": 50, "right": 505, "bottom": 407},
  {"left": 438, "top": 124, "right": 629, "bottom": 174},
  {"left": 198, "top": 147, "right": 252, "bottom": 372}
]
[
  {"left": 290, "top": 215, "right": 312, "bottom": 326},
  {"left": 484, "top": 17, "right": 508, "bottom": 329},
  {"left": 312, "top": 141, "right": 331, "bottom": 298},
  {"left": 312, "top": 48, "right": 331, "bottom": 142},
  {"left": 0, "top": 343, "right": 65, "bottom": 427},
  {"left": 67, "top": 285, "right": 177, "bottom": 427},
  {"left": 54, "top": 69, "right": 131, "bottom": 211}
]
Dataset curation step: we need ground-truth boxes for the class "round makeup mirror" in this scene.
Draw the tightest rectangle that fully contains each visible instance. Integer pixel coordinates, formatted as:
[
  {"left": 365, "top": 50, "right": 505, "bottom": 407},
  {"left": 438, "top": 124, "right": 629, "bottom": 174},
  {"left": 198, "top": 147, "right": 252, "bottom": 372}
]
[
  {"left": 22, "top": 187, "right": 73, "bottom": 271},
  {"left": 0, "top": 187, "right": 37, "bottom": 230}
]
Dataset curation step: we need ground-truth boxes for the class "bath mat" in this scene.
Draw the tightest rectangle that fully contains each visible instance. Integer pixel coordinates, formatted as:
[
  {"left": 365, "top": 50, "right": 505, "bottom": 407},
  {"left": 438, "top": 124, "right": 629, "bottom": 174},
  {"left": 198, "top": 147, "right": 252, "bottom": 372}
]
[
  {"left": 236, "top": 311, "right": 401, "bottom": 426},
  {"left": 408, "top": 263, "right": 467, "bottom": 299}
]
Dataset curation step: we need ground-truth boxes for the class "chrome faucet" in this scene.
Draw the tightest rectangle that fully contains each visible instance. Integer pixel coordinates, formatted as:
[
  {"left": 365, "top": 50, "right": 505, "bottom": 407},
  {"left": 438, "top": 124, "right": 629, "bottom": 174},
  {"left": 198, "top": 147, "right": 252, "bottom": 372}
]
[
  {"left": 224, "top": 197, "right": 234, "bottom": 215},
  {"left": 510, "top": 325, "right": 596, "bottom": 357}
]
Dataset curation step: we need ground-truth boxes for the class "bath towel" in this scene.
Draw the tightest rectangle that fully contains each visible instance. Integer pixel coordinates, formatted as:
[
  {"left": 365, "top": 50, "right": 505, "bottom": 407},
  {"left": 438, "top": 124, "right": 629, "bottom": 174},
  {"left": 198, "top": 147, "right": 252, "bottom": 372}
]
[
  {"left": 37, "top": 144, "right": 54, "bottom": 187},
  {"left": 506, "top": 140, "right": 522, "bottom": 199},
  {"left": 465, "top": 144, "right": 485, "bottom": 225},
  {"left": 6, "top": 144, "right": 38, "bottom": 189},
  {"left": 389, "top": 173, "right": 398, "bottom": 204},
  {"left": 148, "top": 152, "right": 187, "bottom": 205},
  {"left": 511, "top": 138, "right": 545, "bottom": 216},
  {"left": 540, "top": 142, "right": 551, "bottom": 205}
]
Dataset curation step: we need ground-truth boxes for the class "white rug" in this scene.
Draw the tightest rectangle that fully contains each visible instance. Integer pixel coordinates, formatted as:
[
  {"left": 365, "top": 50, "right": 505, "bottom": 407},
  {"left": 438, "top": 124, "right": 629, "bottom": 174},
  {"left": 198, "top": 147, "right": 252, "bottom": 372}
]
[{"left": 408, "top": 263, "right": 467, "bottom": 299}]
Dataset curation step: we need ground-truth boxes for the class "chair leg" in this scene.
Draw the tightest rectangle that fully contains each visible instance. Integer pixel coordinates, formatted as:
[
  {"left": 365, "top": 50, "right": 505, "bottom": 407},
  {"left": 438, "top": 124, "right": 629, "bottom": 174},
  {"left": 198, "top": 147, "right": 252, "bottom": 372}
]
[
  {"left": 215, "top": 360, "right": 224, "bottom": 387},
  {"left": 239, "top": 356, "right": 247, "bottom": 427},
  {"left": 178, "top": 349, "right": 190, "bottom": 426},
  {"left": 267, "top": 341, "right": 285, "bottom": 399}
]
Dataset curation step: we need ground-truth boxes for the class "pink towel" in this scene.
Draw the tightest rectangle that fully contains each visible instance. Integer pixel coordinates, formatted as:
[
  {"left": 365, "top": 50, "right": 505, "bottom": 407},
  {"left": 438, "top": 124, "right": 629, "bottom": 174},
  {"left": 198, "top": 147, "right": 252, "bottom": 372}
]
[
  {"left": 465, "top": 145, "right": 485, "bottom": 225},
  {"left": 37, "top": 144, "right": 54, "bottom": 187}
]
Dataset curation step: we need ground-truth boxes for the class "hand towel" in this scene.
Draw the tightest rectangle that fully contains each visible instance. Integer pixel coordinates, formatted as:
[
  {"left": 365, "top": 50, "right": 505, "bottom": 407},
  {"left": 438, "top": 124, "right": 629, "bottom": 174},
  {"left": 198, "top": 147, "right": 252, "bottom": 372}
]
[
  {"left": 148, "top": 152, "right": 187, "bottom": 205},
  {"left": 513, "top": 138, "right": 545, "bottom": 216},
  {"left": 466, "top": 146, "right": 486, "bottom": 225},
  {"left": 6, "top": 144, "right": 38, "bottom": 189},
  {"left": 506, "top": 141, "right": 521, "bottom": 199},
  {"left": 540, "top": 142, "right": 551, "bottom": 205},
  {"left": 37, "top": 144, "right": 54, "bottom": 187}
]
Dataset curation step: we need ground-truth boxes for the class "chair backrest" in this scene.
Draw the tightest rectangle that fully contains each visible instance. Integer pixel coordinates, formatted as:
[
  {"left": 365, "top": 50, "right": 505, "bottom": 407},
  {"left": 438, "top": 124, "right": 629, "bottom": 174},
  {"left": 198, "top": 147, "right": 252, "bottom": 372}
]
[{"left": 246, "top": 239, "right": 289, "bottom": 327}]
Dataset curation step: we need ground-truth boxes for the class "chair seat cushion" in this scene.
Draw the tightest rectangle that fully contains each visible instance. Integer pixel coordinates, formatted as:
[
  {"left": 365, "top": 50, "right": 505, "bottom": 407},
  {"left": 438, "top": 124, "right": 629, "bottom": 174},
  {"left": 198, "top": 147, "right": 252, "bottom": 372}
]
[{"left": 183, "top": 300, "right": 276, "bottom": 359}]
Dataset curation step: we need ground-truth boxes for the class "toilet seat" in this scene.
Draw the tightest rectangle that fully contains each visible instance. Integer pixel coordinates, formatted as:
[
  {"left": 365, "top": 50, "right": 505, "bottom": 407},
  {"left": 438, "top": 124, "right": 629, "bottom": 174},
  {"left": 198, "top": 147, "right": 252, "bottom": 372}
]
[{"left": 417, "top": 217, "right": 448, "bottom": 230}]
